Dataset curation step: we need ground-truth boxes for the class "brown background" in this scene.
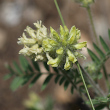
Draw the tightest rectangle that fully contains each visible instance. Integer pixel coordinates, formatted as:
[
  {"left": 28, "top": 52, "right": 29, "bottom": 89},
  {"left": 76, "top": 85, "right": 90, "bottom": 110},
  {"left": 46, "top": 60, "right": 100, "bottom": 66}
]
[{"left": 0, "top": 0, "right": 110, "bottom": 110}]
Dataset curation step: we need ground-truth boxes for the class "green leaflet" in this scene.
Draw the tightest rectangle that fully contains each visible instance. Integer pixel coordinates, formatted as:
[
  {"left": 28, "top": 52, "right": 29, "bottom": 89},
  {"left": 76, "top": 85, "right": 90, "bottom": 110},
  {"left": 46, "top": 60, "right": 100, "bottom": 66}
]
[
  {"left": 13, "top": 61, "right": 23, "bottom": 75},
  {"left": 54, "top": 74, "right": 61, "bottom": 84},
  {"left": 99, "top": 36, "right": 110, "bottom": 53},
  {"left": 3, "top": 73, "right": 13, "bottom": 80},
  {"left": 41, "top": 74, "right": 53, "bottom": 90},
  {"left": 59, "top": 76, "right": 66, "bottom": 85},
  {"left": 64, "top": 80, "right": 69, "bottom": 90},
  {"left": 93, "top": 43, "right": 105, "bottom": 58},
  {"left": 19, "top": 55, "right": 33, "bottom": 72},
  {"left": 19, "top": 55, "right": 28, "bottom": 71},
  {"left": 10, "top": 77, "right": 24, "bottom": 91},
  {"left": 87, "top": 48, "right": 100, "bottom": 64}
]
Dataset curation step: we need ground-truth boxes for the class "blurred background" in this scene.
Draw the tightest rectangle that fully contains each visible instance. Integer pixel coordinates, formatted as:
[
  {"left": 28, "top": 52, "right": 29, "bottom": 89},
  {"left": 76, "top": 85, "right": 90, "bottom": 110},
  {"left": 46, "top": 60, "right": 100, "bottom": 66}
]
[{"left": 0, "top": 0, "right": 110, "bottom": 110}]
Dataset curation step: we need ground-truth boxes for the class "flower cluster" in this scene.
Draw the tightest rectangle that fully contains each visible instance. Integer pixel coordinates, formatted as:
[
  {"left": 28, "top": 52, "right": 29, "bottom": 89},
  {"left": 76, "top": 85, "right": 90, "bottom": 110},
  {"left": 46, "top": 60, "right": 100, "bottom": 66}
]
[
  {"left": 17, "top": 21, "right": 47, "bottom": 61},
  {"left": 18, "top": 21, "right": 87, "bottom": 70},
  {"left": 43, "top": 26, "right": 87, "bottom": 70}
]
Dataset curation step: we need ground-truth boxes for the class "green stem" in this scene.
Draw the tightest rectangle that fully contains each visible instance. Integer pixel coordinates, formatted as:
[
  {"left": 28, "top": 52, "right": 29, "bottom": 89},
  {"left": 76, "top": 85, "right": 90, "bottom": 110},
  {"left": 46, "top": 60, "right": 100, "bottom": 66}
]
[
  {"left": 61, "top": 69, "right": 90, "bottom": 107},
  {"left": 80, "top": 64, "right": 105, "bottom": 97},
  {"left": 54, "top": 0, "right": 65, "bottom": 26},
  {"left": 76, "top": 62, "right": 95, "bottom": 110},
  {"left": 86, "top": 6, "right": 99, "bottom": 46}
]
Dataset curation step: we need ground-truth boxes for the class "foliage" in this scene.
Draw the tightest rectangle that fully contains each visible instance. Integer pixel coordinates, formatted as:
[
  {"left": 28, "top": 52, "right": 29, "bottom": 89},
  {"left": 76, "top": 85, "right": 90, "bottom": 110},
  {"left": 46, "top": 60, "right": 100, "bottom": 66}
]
[
  {"left": 4, "top": 55, "right": 85, "bottom": 94},
  {"left": 86, "top": 95, "right": 110, "bottom": 110}
]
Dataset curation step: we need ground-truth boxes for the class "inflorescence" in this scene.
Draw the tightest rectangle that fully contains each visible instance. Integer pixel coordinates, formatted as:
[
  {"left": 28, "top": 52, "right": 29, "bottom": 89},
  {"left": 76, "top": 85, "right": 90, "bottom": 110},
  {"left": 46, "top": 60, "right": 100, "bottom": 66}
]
[{"left": 18, "top": 21, "right": 87, "bottom": 70}]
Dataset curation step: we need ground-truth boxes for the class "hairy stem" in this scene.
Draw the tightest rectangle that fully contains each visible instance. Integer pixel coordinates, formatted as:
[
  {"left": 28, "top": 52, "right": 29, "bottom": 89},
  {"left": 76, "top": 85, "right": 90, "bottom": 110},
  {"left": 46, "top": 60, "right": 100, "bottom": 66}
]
[
  {"left": 54, "top": 0, "right": 65, "bottom": 26},
  {"left": 76, "top": 62, "right": 95, "bottom": 110}
]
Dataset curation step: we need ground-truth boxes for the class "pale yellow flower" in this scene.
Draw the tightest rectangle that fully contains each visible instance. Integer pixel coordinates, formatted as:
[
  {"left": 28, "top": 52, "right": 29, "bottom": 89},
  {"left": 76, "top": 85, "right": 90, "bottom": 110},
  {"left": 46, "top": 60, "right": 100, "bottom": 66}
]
[
  {"left": 18, "top": 21, "right": 87, "bottom": 70},
  {"left": 18, "top": 21, "right": 47, "bottom": 61},
  {"left": 43, "top": 25, "right": 87, "bottom": 70}
]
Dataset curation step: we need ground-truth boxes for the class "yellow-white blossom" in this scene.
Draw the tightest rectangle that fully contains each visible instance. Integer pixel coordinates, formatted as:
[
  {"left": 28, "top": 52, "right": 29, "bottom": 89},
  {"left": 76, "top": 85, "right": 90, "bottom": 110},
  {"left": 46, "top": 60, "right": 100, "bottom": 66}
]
[
  {"left": 17, "top": 21, "right": 47, "bottom": 61},
  {"left": 18, "top": 20, "right": 87, "bottom": 70},
  {"left": 43, "top": 25, "right": 87, "bottom": 70}
]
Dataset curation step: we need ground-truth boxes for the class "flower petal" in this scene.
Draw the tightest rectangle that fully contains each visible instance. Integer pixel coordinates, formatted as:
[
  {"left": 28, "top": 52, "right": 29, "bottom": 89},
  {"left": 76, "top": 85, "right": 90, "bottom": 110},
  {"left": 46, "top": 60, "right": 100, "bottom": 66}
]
[
  {"left": 68, "top": 26, "right": 76, "bottom": 44},
  {"left": 25, "top": 26, "right": 36, "bottom": 38},
  {"left": 19, "top": 46, "right": 31, "bottom": 56},
  {"left": 17, "top": 33, "right": 36, "bottom": 46},
  {"left": 56, "top": 47, "right": 63, "bottom": 55},
  {"left": 64, "top": 26, "right": 69, "bottom": 33},
  {"left": 60, "top": 25, "right": 65, "bottom": 37},
  {"left": 67, "top": 49, "right": 77, "bottom": 63},
  {"left": 34, "top": 21, "right": 47, "bottom": 43},
  {"left": 34, "top": 20, "right": 42, "bottom": 29},
  {"left": 64, "top": 26, "right": 69, "bottom": 40},
  {"left": 64, "top": 57, "right": 72, "bottom": 70},
  {"left": 35, "top": 55, "right": 45, "bottom": 61},
  {"left": 76, "top": 29, "right": 81, "bottom": 40},
  {"left": 50, "top": 27, "right": 60, "bottom": 41},
  {"left": 74, "top": 41, "right": 87, "bottom": 49},
  {"left": 60, "top": 25, "right": 69, "bottom": 45},
  {"left": 47, "top": 55, "right": 62, "bottom": 67}
]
